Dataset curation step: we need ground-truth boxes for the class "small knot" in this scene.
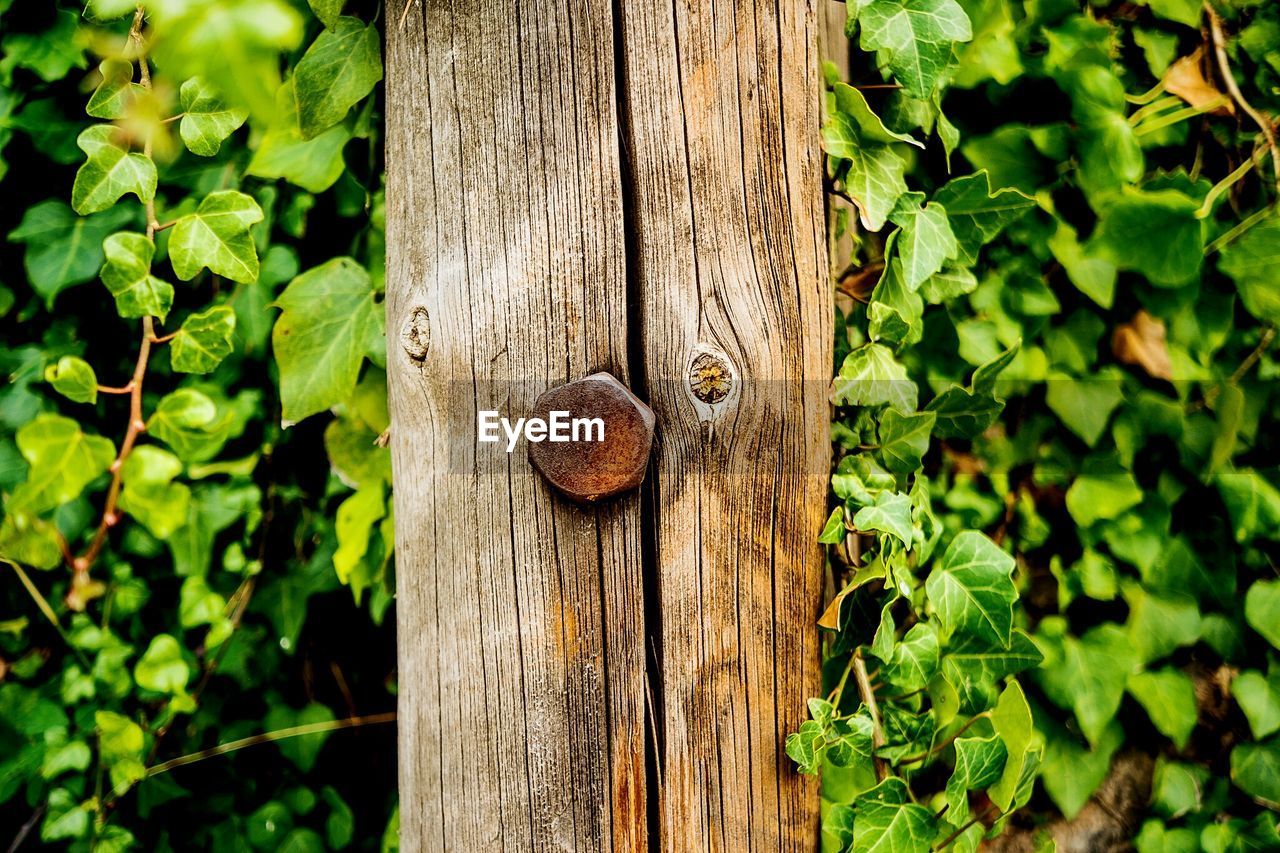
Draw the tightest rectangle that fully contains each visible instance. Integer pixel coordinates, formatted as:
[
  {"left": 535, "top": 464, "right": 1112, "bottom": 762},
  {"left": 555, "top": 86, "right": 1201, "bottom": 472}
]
[
  {"left": 688, "top": 350, "right": 732, "bottom": 404},
  {"left": 400, "top": 305, "right": 431, "bottom": 361}
]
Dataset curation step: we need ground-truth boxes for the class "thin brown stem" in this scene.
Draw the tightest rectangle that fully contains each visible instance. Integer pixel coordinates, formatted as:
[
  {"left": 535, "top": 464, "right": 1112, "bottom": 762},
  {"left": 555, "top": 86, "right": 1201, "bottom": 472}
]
[
  {"left": 95, "top": 382, "right": 134, "bottom": 395},
  {"left": 899, "top": 712, "right": 991, "bottom": 766},
  {"left": 1230, "top": 326, "right": 1276, "bottom": 384},
  {"left": 108, "top": 712, "right": 397, "bottom": 807},
  {"left": 934, "top": 803, "right": 1000, "bottom": 850},
  {"left": 69, "top": 7, "right": 162, "bottom": 589},
  {"left": 1206, "top": 3, "right": 1280, "bottom": 197},
  {"left": 145, "top": 711, "right": 396, "bottom": 777},
  {"left": 827, "top": 653, "right": 858, "bottom": 705},
  {"left": 854, "top": 648, "right": 888, "bottom": 781}
]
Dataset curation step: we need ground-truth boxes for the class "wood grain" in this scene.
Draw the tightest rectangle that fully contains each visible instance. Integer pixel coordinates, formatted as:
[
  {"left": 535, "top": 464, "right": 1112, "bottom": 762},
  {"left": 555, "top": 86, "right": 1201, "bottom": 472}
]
[
  {"left": 617, "top": 1, "right": 831, "bottom": 849},
  {"left": 387, "top": 1, "right": 830, "bottom": 848},
  {"left": 385, "top": 2, "right": 647, "bottom": 848}
]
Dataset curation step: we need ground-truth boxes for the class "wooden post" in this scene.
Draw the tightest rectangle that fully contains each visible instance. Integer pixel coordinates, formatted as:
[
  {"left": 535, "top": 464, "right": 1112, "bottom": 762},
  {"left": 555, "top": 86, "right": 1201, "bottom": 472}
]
[{"left": 386, "top": 2, "right": 829, "bottom": 849}]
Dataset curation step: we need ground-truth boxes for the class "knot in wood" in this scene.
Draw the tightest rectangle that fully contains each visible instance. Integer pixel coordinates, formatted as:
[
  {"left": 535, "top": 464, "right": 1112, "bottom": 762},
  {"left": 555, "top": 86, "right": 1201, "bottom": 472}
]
[
  {"left": 528, "top": 373, "right": 654, "bottom": 504},
  {"left": 400, "top": 305, "right": 431, "bottom": 361},
  {"left": 688, "top": 351, "right": 732, "bottom": 404}
]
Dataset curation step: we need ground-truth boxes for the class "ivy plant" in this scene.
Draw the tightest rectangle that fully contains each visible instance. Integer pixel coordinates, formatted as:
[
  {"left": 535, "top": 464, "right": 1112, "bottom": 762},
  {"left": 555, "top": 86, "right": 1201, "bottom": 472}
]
[
  {"left": 801, "top": 0, "right": 1280, "bottom": 850},
  {"left": 0, "top": 1, "right": 395, "bottom": 849}
]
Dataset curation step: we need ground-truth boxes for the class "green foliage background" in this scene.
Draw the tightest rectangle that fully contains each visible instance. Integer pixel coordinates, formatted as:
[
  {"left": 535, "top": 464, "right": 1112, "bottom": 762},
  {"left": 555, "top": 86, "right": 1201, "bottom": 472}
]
[
  {"left": 0, "top": 1, "right": 396, "bottom": 849},
  {"left": 803, "top": 0, "right": 1280, "bottom": 849},
  {"left": 2, "top": 0, "right": 1279, "bottom": 850}
]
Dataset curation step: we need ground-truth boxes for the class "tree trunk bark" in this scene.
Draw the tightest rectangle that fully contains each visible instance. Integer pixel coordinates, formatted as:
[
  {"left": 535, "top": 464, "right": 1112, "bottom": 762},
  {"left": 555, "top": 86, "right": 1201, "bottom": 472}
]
[{"left": 386, "top": 2, "right": 829, "bottom": 849}]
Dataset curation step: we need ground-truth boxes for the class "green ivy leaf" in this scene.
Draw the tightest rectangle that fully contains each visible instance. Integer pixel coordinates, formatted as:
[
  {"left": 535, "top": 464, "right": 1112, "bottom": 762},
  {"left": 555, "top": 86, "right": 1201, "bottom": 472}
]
[
  {"left": 1230, "top": 738, "right": 1280, "bottom": 807},
  {"left": 1219, "top": 219, "right": 1280, "bottom": 325},
  {"left": 817, "top": 506, "right": 845, "bottom": 545},
  {"left": 1124, "top": 583, "right": 1200, "bottom": 665},
  {"left": 324, "top": 414, "right": 392, "bottom": 489},
  {"left": 839, "top": 142, "right": 908, "bottom": 231},
  {"left": 0, "top": 9, "right": 85, "bottom": 85},
  {"left": 825, "top": 82, "right": 924, "bottom": 150},
  {"left": 1045, "top": 373, "right": 1124, "bottom": 446},
  {"left": 889, "top": 192, "right": 959, "bottom": 289},
  {"left": 785, "top": 720, "right": 826, "bottom": 775},
  {"left": 1048, "top": 220, "right": 1116, "bottom": 308},
  {"left": 41, "top": 788, "right": 90, "bottom": 842},
  {"left": 1036, "top": 622, "right": 1136, "bottom": 746},
  {"left": 852, "top": 0, "right": 973, "bottom": 99},
  {"left": 1092, "top": 188, "right": 1203, "bottom": 287},
  {"left": 831, "top": 343, "right": 918, "bottom": 413},
  {"left": 293, "top": 17, "right": 383, "bottom": 139},
  {"left": 86, "top": 59, "right": 143, "bottom": 120},
  {"left": 133, "top": 634, "right": 190, "bottom": 695},
  {"left": 932, "top": 171, "right": 1034, "bottom": 265},
  {"left": 7, "top": 201, "right": 135, "bottom": 306},
  {"left": 147, "top": 389, "right": 219, "bottom": 461},
  {"left": 1138, "top": 0, "right": 1201, "bottom": 28},
  {"left": 1232, "top": 666, "right": 1280, "bottom": 740},
  {"left": 918, "top": 266, "right": 978, "bottom": 304},
  {"left": 118, "top": 446, "right": 192, "bottom": 541},
  {"left": 8, "top": 415, "right": 115, "bottom": 515},
  {"left": 987, "top": 681, "right": 1035, "bottom": 811},
  {"left": 247, "top": 83, "right": 352, "bottom": 193},
  {"left": 309, "top": 0, "right": 346, "bottom": 28},
  {"left": 95, "top": 710, "right": 144, "bottom": 766},
  {"left": 0, "top": 512, "right": 65, "bottom": 569},
  {"left": 272, "top": 258, "right": 382, "bottom": 425},
  {"left": 179, "top": 78, "right": 248, "bottom": 157},
  {"left": 883, "top": 622, "right": 940, "bottom": 690},
  {"left": 851, "top": 777, "right": 937, "bottom": 853},
  {"left": 1068, "top": 66, "right": 1144, "bottom": 197},
  {"left": 1245, "top": 579, "right": 1280, "bottom": 650},
  {"left": 333, "top": 481, "right": 386, "bottom": 601},
  {"left": 1064, "top": 466, "right": 1142, "bottom": 528},
  {"left": 39, "top": 736, "right": 91, "bottom": 780},
  {"left": 1041, "top": 721, "right": 1123, "bottom": 819},
  {"left": 1216, "top": 470, "right": 1280, "bottom": 543},
  {"left": 925, "top": 530, "right": 1016, "bottom": 647},
  {"left": 70, "top": 125, "right": 156, "bottom": 215},
  {"left": 1149, "top": 756, "right": 1207, "bottom": 820},
  {"left": 868, "top": 255, "right": 924, "bottom": 347},
  {"left": 925, "top": 341, "right": 1017, "bottom": 438},
  {"left": 44, "top": 356, "right": 97, "bottom": 404},
  {"left": 877, "top": 409, "right": 935, "bottom": 475},
  {"left": 169, "top": 190, "right": 264, "bottom": 283},
  {"left": 100, "top": 232, "right": 173, "bottom": 321},
  {"left": 853, "top": 491, "right": 915, "bottom": 546},
  {"left": 1127, "top": 667, "right": 1197, "bottom": 749},
  {"left": 170, "top": 306, "right": 237, "bottom": 374},
  {"left": 942, "top": 629, "right": 1043, "bottom": 685},
  {"left": 944, "top": 734, "right": 1007, "bottom": 822}
]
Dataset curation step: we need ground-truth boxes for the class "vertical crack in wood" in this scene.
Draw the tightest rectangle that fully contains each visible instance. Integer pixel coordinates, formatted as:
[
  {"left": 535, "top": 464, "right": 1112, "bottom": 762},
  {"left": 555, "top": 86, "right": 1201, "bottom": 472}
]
[{"left": 610, "top": 0, "right": 664, "bottom": 846}]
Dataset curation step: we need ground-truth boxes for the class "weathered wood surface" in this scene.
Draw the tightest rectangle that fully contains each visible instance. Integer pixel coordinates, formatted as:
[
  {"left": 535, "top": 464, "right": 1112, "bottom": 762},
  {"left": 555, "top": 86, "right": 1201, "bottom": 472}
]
[
  {"left": 387, "top": 1, "right": 830, "bottom": 849},
  {"left": 385, "top": 3, "right": 648, "bottom": 848},
  {"left": 617, "top": 1, "right": 830, "bottom": 848}
]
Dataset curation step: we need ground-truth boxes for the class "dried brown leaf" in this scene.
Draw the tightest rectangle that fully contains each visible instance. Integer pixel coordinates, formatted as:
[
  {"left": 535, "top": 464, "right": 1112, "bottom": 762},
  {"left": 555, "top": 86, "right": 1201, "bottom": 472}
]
[
  {"left": 1112, "top": 309, "right": 1173, "bottom": 381},
  {"left": 1164, "top": 49, "right": 1234, "bottom": 116}
]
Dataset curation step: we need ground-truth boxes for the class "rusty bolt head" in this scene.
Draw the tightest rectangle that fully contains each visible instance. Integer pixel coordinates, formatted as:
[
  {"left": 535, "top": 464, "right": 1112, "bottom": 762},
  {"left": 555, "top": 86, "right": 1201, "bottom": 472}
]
[{"left": 527, "top": 372, "right": 654, "bottom": 503}]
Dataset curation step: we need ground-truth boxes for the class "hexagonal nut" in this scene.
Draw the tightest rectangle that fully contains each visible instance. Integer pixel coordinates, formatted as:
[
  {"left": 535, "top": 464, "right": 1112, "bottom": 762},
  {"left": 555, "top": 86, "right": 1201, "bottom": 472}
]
[{"left": 527, "top": 372, "right": 655, "bottom": 503}]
